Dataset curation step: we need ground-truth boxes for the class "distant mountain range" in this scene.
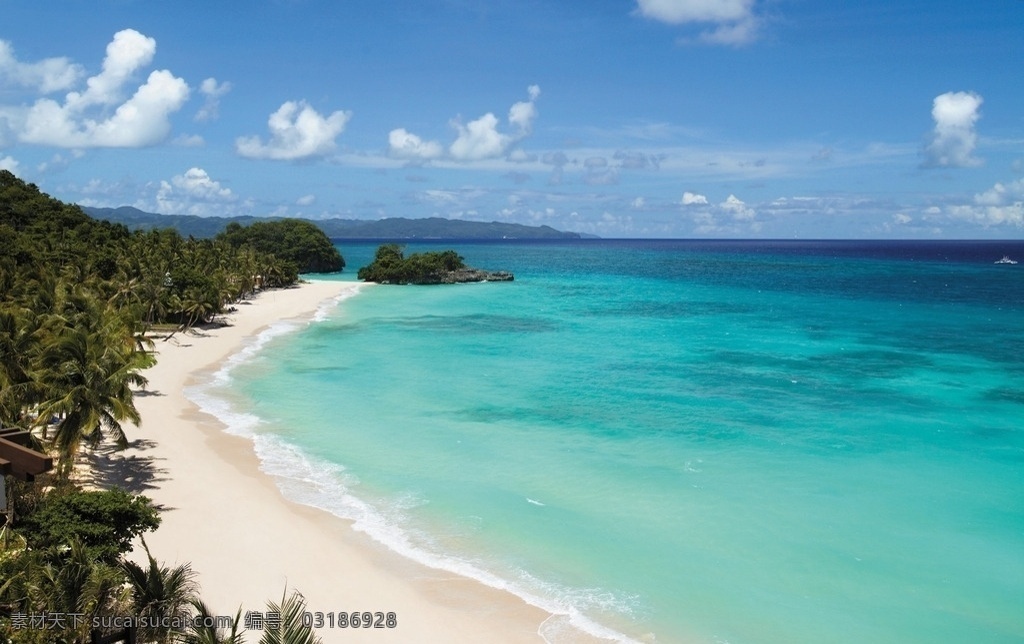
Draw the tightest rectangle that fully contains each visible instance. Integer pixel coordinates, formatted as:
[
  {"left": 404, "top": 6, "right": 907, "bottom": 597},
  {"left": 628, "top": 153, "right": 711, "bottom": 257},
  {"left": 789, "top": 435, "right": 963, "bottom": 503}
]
[{"left": 80, "top": 206, "right": 589, "bottom": 240}]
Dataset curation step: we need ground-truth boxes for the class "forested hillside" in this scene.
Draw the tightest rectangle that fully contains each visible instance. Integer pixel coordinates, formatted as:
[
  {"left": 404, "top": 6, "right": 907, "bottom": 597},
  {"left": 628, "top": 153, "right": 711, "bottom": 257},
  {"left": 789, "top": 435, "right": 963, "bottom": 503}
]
[
  {"left": 1, "top": 170, "right": 328, "bottom": 643},
  {"left": 0, "top": 169, "right": 340, "bottom": 466}
]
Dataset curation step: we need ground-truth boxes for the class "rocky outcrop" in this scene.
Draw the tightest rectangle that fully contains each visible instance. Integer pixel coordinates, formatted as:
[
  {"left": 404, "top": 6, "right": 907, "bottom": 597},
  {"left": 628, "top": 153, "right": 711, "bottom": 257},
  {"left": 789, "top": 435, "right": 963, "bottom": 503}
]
[{"left": 406, "top": 268, "right": 514, "bottom": 284}]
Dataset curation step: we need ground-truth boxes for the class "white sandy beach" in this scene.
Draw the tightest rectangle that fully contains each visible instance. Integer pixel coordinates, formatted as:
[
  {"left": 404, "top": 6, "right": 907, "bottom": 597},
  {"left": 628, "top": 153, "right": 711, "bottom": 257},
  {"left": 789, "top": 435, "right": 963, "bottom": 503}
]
[{"left": 83, "top": 280, "right": 564, "bottom": 643}]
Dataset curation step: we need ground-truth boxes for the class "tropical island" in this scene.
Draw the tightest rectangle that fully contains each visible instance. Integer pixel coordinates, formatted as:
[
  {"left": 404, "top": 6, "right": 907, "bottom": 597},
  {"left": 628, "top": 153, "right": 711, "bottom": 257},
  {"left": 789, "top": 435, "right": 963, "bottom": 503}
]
[{"left": 357, "top": 244, "right": 514, "bottom": 285}]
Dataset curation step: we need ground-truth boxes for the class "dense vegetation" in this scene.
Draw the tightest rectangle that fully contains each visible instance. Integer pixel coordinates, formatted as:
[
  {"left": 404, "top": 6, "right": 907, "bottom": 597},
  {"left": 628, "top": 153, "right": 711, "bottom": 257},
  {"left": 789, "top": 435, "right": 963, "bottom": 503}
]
[
  {"left": 1, "top": 170, "right": 329, "bottom": 642},
  {"left": 217, "top": 219, "right": 344, "bottom": 274},
  {"left": 356, "top": 244, "right": 465, "bottom": 284},
  {"left": 1, "top": 484, "right": 321, "bottom": 642},
  {"left": 0, "top": 169, "right": 334, "bottom": 469}
]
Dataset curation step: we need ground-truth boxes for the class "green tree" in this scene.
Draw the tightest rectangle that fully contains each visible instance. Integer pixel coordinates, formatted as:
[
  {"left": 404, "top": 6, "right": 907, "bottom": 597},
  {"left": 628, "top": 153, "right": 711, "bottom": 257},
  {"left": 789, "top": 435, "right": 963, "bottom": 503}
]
[
  {"left": 260, "top": 588, "right": 322, "bottom": 644},
  {"left": 17, "top": 487, "right": 160, "bottom": 564},
  {"left": 357, "top": 244, "right": 467, "bottom": 284},
  {"left": 122, "top": 541, "right": 199, "bottom": 643},
  {"left": 184, "top": 601, "right": 245, "bottom": 644},
  {"left": 32, "top": 286, "right": 155, "bottom": 474},
  {"left": 218, "top": 219, "right": 344, "bottom": 274}
]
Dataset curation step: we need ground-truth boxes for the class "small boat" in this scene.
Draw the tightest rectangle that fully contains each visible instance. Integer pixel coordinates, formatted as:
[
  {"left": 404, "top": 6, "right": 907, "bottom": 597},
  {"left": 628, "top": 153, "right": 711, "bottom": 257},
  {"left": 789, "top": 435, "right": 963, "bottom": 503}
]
[{"left": 994, "top": 256, "right": 1018, "bottom": 264}]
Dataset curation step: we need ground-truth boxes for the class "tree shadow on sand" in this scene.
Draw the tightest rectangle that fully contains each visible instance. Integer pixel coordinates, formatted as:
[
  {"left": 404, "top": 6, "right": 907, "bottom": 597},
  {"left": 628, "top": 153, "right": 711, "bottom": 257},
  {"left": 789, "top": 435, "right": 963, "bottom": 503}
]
[{"left": 77, "top": 439, "right": 170, "bottom": 505}]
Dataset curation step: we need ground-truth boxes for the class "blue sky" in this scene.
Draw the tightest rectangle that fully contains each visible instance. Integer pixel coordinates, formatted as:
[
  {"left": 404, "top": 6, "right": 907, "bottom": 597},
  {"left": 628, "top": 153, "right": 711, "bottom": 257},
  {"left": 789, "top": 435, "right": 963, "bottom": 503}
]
[{"left": 1, "top": 0, "right": 1022, "bottom": 238}]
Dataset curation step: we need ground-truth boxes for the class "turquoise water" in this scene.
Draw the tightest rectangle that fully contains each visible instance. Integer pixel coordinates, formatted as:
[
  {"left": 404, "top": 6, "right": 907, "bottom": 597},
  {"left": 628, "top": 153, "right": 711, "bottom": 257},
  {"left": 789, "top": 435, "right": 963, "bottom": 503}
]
[{"left": 193, "top": 241, "right": 1024, "bottom": 643}]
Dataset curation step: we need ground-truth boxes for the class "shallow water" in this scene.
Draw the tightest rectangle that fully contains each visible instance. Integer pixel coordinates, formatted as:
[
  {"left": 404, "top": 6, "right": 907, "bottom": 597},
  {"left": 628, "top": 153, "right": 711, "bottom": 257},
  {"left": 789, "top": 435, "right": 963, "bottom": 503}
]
[{"left": 194, "top": 240, "right": 1024, "bottom": 643}]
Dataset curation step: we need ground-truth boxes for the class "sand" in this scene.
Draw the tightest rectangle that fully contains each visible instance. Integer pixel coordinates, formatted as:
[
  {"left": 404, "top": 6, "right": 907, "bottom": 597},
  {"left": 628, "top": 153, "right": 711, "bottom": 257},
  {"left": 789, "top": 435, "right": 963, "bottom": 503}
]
[{"left": 83, "top": 280, "right": 560, "bottom": 643}]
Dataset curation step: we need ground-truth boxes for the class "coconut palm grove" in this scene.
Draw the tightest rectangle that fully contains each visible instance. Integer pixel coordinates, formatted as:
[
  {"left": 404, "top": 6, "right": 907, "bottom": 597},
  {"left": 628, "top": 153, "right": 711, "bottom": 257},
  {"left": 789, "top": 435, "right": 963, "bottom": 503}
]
[{"left": 0, "top": 169, "right": 338, "bottom": 643}]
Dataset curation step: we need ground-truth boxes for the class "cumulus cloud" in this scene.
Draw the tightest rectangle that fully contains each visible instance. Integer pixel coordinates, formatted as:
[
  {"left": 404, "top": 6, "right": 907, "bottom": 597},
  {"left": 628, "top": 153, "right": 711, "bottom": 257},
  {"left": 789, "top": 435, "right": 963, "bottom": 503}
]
[
  {"left": 450, "top": 113, "right": 512, "bottom": 161},
  {"left": 151, "top": 167, "right": 237, "bottom": 215},
  {"left": 0, "top": 154, "right": 18, "bottom": 172},
  {"left": 195, "top": 77, "right": 231, "bottom": 122},
  {"left": 635, "top": 0, "right": 760, "bottom": 45},
  {"left": 922, "top": 91, "right": 983, "bottom": 168},
  {"left": 680, "top": 191, "right": 762, "bottom": 235},
  {"left": 508, "top": 85, "right": 541, "bottom": 134},
  {"left": 296, "top": 194, "right": 316, "bottom": 206},
  {"left": 0, "top": 40, "right": 83, "bottom": 92},
  {"left": 945, "top": 177, "right": 1024, "bottom": 227},
  {"left": 720, "top": 194, "right": 755, "bottom": 220},
  {"left": 21, "top": 69, "right": 189, "bottom": 147},
  {"left": 236, "top": 100, "right": 351, "bottom": 160},
  {"left": 681, "top": 191, "right": 708, "bottom": 205},
  {"left": 390, "top": 85, "right": 540, "bottom": 163},
  {"left": 388, "top": 128, "right": 444, "bottom": 160},
  {"left": 8, "top": 30, "right": 190, "bottom": 148},
  {"left": 67, "top": 30, "right": 156, "bottom": 110}
]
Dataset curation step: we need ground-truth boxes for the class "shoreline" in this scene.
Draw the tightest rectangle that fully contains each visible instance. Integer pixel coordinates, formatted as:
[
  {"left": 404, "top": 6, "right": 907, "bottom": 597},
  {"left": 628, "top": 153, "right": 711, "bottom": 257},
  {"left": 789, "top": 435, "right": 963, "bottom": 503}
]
[{"left": 84, "top": 280, "right": 565, "bottom": 643}]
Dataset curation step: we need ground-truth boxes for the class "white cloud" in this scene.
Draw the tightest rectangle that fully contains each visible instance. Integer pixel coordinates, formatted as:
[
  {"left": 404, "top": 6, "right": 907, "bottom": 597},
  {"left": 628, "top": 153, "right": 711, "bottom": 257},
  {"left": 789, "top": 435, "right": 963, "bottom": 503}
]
[
  {"left": 0, "top": 40, "right": 83, "bottom": 92},
  {"left": 391, "top": 86, "right": 541, "bottom": 163},
  {"left": 681, "top": 191, "right": 708, "bottom": 205},
  {"left": 0, "top": 154, "right": 18, "bottom": 172},
  {"left": 508, "top": 85, "right": 541, "bottom": 134},
  {"left": 636, "top": 0, "right": 753, "bottom": 23},
  {"left": 720, "top": 194, "right": 755, "bottom": 220},
  {"left": 10, "top": 30, "right": 189, "bottom": 148},
  {"left": 974, "top": 178, "right": 1023, "bottom": 207},
  {"left": 944, "top": 177, "right": 1024, "bottom": 227},
  {"left": 635, "top": 0, "right": 760, "bottom": 45},
  {"left": 680, "top": 191, "right": 763, "bottom": 235},
  {"left": 195, "top": 77, "right": 232, "bottom": 122},
  {"left": 172, "top": 167, "right": 235, "bottom": 201},
  {"left": 21, "top": 69, "right": 189, "bottom": 147},
  {"left": 236, "top": 100, "right": 351, "bottom": 160},
  {"left": 450, "top": 113, "right": 512, "bottom": 161},
  {"left": 388, "top": 127, "right": 444, "bottom": 160},
  {"left": 922, "top": 91, "right": 983, "bottom": 168},
  {"left": 151, "top": 167, "right": 237, "bottom": 215},
  {"left": 297, "top": 194, "right": 316, "bottom": 206},
  {"left": 65, "top": 29, "right": 156, "bottom": 110}
]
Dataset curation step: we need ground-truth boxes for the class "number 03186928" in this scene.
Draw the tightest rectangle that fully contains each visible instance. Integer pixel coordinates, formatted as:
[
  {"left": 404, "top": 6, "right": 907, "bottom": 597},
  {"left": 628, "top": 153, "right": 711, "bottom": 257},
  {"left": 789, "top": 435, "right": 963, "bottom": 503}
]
[{"left": 301, "top": 611, "right": 397, "bottom": 629}]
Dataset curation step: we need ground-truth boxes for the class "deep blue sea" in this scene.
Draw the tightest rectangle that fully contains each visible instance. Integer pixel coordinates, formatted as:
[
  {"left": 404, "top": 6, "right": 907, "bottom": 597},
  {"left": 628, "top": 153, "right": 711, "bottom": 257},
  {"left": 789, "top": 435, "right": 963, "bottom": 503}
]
[{"left": 190, "top": 240, "right": 1024, "bottom": 643}]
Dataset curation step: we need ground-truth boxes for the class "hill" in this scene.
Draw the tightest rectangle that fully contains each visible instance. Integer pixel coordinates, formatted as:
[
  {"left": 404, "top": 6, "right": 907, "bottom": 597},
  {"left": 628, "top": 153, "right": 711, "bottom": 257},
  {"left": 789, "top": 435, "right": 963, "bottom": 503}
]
[{"left": 81, "top": 207, "right": 585, "bottom": 240}]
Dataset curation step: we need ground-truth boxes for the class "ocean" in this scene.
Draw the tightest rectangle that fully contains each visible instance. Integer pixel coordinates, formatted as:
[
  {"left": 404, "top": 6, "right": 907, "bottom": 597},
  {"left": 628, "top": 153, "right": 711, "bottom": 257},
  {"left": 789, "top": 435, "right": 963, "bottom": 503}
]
[{"left": 188, "top": 240, "right": 1024, "bottom": 643}]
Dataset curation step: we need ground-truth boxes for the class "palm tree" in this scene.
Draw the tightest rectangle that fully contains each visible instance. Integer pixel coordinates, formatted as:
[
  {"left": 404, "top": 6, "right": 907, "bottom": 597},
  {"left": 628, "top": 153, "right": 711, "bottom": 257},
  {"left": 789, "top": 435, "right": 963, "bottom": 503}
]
[
  {"left": 184, "top": 600, "right": 245, "bottom": 644},
  {"left": 260, "top": 588, "right": 322, "bottom": 644},
  {"left": 121, "top": 541, "right": 199, "bottom": 643},
  {"left": 23, "top": 538, "right": 131, "bottom": 641},
  {"left": 0, "top": 304, "right": 41, "bottom": 426},
  {"left": 33, "top": 290, "right": 154, "bottom": 476}
]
